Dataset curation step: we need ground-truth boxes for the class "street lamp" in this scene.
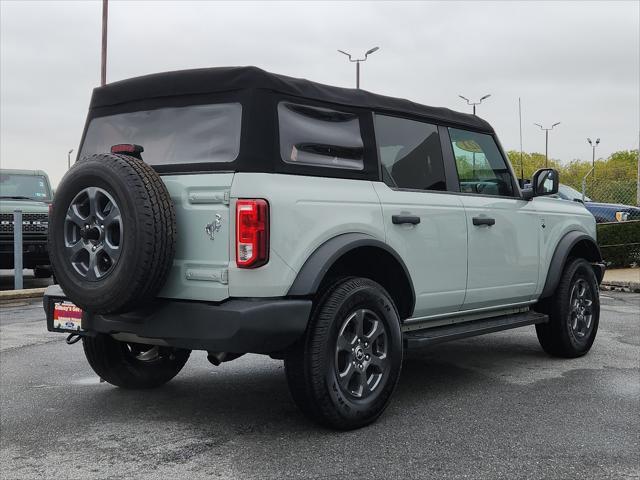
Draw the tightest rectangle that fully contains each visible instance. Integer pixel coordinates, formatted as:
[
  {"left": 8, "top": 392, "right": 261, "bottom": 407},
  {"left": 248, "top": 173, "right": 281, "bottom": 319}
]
[
  {"left": 67, "top": 149, "right": 74, "bottom": 169},
  {"left": 587, "top": 137, "right": 600, "bottom": 180},
  {"left": 338, "top": 46, "right": 380, "bottom": 89},
  {"left": 534, "top": 122, "right": 561, "bottom": 168},
  {"left": 458, "top": 94, "right": 491, "bottom": 115}
]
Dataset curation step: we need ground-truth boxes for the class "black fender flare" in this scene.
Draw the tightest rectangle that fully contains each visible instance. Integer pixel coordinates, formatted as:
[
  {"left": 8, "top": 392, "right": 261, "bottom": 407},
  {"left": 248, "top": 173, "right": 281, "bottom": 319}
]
[
  {"left": 540, "top": 231, "right": 603, "bottom": 299},
  {"left": 287, "top": 233, "right": 415, "bottom": 313}
]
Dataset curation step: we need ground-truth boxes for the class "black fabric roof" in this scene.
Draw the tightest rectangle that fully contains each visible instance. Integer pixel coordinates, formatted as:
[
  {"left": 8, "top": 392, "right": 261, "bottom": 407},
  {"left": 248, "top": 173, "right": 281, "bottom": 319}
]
[{"left": 90, "top": 66, "right": 494, "bottom": 133}]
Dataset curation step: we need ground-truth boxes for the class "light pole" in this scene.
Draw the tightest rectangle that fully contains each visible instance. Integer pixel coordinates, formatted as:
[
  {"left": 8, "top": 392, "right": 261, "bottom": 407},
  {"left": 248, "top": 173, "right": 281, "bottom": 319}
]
[
  {"left": 534, "top": 122, "right": 561, "bottom": 168},
  {"left": 67, "top": 149, "right": 74, "bottom": 169},
  {"left": 458, "top": 94, "right": 491, "bottom": 115},
  {"left": 101, "top": 0, "right": 108, "bottom": 86},
  {"left": 587, "top": 137, "right": 600, "bottom": 180},
  {"left": 338, "top": 47, "right": 380, "bottom": 89}
]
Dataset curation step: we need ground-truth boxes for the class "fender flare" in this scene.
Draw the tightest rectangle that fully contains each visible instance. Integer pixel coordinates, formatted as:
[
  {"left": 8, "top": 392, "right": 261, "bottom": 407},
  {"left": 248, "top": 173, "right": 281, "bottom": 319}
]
[
  {"left": 287, "top": 233, "right": 415, "bottom": 311},
  {"left": 540, "top": 231, "right": 603, "bottom": 299}
]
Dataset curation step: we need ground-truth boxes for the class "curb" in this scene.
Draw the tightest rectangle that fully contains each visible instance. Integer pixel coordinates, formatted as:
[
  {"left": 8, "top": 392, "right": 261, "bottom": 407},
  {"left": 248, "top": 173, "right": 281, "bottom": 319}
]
[
  {"left": 601, "top": 282, "right": 640, "bottom": 294},
  {"left": 0, "top": 288, "right": 47, "bottom": 301}
]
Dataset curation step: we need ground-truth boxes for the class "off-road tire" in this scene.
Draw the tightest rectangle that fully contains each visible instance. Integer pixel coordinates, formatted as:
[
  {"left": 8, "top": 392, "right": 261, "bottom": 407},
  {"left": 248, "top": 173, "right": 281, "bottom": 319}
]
[
  {"left": 48, "top": 153, "right": 176, "bottom": 314},
  {"left": 535, "top": 257, "right": 600, "bottom": 358},
  {"left": 82, "top": 334, "right": 190, "bottom": 389},
  {"left": 285, "top": 277, "right": 403, "bottom": 430}
]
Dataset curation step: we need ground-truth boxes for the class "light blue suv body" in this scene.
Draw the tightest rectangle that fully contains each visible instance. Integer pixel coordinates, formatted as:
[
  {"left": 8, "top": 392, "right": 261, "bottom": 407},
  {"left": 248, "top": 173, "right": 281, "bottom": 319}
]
[{"left": 44, "top": 67, "right": 604, "bottom": 429}]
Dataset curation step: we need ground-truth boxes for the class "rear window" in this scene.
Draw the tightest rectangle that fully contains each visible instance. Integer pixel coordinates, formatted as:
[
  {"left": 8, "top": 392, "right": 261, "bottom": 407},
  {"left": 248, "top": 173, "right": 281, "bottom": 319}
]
[
  {"left": 278, "top": 102, "right": 364, "bottom": 170},
  {"left": 80, "top": 103, "right": 242, "bottom": 165}
]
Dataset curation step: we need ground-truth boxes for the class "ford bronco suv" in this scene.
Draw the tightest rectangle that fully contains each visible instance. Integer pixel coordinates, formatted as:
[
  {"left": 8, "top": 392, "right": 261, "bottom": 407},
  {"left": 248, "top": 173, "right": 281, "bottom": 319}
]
[
  {"left": 44, "top": 67, "right": 604, "bottom": 430},
  {"left": 1, "top": 168, "right": 54, "bottom": 277}
]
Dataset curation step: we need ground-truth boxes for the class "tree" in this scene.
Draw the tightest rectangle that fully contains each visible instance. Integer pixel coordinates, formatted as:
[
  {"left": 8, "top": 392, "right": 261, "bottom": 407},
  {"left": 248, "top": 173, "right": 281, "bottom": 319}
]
[{"left": 506, "top": 149, "right": 638, "bottom": 205}]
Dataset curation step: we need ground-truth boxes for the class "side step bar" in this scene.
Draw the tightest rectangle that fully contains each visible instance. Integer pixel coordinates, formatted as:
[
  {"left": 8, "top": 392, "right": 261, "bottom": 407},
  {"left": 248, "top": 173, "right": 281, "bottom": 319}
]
[{"left": 403, "top": 311, "right": 548, "bottom": 349}]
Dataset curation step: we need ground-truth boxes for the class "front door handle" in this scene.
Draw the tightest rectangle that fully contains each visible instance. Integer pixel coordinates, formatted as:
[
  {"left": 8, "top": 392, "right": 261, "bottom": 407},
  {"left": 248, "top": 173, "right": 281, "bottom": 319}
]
[
  {"left": 472, "top": 217, "right": 496, "bottom": 226},
  {"left": 392, "top": 215, "right": 420, "bottom": 225}
]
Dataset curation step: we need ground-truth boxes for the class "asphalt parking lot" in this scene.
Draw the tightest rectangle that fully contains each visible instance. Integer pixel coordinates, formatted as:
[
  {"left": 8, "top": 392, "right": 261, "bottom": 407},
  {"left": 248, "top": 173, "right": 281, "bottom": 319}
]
[{"left": 0, "top": 292, "right": 638, "bottom": 480}]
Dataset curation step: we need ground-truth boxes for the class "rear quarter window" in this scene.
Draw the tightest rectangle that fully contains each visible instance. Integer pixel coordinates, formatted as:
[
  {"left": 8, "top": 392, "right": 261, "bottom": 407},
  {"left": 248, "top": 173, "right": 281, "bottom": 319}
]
[
  {"left": 80, "top": 103, "right": 242, "bottom": 166},
  {"left": 278, "top": 102, "right": 364, "bottom": 170}
]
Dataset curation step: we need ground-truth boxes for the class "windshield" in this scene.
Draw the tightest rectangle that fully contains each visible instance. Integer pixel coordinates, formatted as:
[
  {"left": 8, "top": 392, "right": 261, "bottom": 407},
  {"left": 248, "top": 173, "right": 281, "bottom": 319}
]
[
  {"left": 80, "top": 103, "right": 242, "bottom": 166},
  {"left": 558, "top": 184, "right": 591, "bottom": 202},
  {"left": 0, "top": 174, "right": 51, "bottom": 201}
]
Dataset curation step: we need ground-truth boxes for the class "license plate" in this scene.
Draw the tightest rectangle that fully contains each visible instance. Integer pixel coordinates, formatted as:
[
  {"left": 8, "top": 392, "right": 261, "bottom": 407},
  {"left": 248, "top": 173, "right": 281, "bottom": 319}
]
[{"left": 53, "top": 302, "right": 83, "bottom": 331}]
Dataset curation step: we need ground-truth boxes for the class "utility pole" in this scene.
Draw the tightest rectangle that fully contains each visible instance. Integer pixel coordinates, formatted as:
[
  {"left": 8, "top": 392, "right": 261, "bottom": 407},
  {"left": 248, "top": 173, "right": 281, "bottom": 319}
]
[
  {"left": 338, "top": 47, "right": 380, "bottom": 89},
  {"left": 67, "top": 149, "right": 74, "bottom": 170},
  {"left": 587, "top": 138, "right": 600, "bottom": 180},
  {"left": 458, "top": 94, "right": 491, "bottom": 116},
  {"left": 534, "top": 122, "right": 561, "bottom": 168},
  {"left": 101, "top": 0, "right": 108, "bottom": 86}
]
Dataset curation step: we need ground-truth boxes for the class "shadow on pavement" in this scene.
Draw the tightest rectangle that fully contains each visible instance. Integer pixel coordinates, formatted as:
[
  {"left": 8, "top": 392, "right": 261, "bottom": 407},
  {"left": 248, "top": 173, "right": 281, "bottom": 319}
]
[{"left": 0, "top": 269, "right": 53, "bottom": 290}]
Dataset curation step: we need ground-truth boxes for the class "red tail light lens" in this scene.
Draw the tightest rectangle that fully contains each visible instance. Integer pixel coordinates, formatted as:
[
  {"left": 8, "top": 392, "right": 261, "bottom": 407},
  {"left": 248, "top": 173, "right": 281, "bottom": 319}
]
[
  {"left": 236, "top": 199, "right": 269, "bottom": 268},
  {"left": 111, "top": 144, "right": 144, "bottom": 157}
]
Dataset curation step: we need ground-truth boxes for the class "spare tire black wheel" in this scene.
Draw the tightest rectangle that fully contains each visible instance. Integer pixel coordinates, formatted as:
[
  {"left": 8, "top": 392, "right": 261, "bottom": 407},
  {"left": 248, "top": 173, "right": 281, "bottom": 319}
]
[{"left": 49, "top": 153, "right": 176, "bottom": 314}]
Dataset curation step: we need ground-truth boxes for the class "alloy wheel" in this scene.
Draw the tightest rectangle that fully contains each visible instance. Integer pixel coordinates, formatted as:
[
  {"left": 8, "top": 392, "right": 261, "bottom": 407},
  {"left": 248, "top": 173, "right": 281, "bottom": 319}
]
[
  {"left": 334, "top": 309, "right": 390, "bottom": 399},
  {"left": 569, "top": 278, "right": 594, "bottom": 340},
  {"left": 63, "top": 187, "right": 122, "bottom": 281}
]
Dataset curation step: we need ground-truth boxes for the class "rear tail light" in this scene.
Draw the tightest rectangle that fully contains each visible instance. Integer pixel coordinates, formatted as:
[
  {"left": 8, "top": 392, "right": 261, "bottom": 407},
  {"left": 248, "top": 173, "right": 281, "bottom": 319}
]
[{"left": 236, "top": 199, "right": 269, "bottom": 268}]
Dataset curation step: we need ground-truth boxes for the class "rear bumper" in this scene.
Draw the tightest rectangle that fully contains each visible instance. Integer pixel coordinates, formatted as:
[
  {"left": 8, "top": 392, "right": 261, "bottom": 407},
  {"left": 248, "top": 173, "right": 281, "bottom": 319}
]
[{"left": 43, "top": 285, "right": 311, "bottom": 354}]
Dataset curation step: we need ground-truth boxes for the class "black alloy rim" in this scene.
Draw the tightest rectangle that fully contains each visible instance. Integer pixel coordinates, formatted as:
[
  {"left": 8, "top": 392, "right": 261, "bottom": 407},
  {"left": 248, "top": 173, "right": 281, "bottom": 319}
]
[
  {"left": 334, "top": 308, "right": 390, "bottom": 400},
  {"left": 64, "top": 187, "right": 122, "bottom": 281}
]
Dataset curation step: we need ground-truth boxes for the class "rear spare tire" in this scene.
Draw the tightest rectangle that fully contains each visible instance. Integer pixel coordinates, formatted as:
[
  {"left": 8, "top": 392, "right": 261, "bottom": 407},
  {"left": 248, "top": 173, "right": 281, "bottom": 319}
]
[{"left": 49, "top": 153, "right": 176, "bottom": 314}]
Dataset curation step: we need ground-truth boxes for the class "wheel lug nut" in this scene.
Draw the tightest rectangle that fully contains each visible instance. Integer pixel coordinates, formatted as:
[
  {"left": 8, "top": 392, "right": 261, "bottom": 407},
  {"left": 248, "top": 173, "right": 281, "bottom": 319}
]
[
  {"left": 359, "top": 363, "right": 363, "bottom": 369},
  {"left": 92, "top": 246, "right": 96, "bottom": 251},
  {"left": 365, "top": 354, "right": 370, "bottom": 360}
]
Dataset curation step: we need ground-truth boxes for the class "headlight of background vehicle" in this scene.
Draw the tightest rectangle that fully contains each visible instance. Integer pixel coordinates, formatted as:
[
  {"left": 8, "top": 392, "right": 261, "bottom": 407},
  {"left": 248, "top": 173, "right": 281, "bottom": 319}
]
[{"left": 615, "top": 211, "right": 630, "bottom": 222}]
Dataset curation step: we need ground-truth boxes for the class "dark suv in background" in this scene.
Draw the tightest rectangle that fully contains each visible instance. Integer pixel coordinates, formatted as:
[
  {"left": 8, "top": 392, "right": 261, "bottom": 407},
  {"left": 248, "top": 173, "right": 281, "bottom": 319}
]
[
  {"left": 0, "top": 169, "right": 54, "bottom": 278},
  {"left": 556, "top": 183, "right": 640, "bottom": 223}
]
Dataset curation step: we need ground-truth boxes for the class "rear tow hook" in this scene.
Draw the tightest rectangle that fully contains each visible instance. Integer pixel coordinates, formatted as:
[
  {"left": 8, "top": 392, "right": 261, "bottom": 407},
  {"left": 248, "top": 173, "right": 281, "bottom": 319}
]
[{"left": 65, "top": 333, "right": 83, "bottom": 345}]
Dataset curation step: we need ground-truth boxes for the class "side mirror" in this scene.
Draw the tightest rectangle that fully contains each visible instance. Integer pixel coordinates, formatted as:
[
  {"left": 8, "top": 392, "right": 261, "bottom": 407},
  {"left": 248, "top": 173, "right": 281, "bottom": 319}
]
[{"left": 532, "top": 168, "right": 559, "bottom": 197}]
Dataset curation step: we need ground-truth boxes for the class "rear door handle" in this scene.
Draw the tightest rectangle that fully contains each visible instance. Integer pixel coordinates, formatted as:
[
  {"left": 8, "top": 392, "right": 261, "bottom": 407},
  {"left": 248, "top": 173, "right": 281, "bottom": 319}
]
[
  {"left": 392, "top": 215, "right": 420, "bottom": 225},
  {"left": 472, "top": 217, "right": 496, "bottom": 226}
]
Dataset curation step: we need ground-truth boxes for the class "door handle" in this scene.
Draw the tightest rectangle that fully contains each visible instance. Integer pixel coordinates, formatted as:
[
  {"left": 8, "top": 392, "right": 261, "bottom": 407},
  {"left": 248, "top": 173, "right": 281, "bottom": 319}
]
[
  {"left": 472, "top": 217, "right": 496, "bottom": 226},
  {"left": 392, "top": 215, "right": 420, "bottom": 225}
]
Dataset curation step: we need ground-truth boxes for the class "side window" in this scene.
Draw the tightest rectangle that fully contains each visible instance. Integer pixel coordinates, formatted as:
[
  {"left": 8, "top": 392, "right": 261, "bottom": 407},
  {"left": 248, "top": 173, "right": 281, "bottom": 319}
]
[
  {"left": 278, "top": 102, "right": 364, "bottom": 170},
  {"left": 374, "top": 114, "right": 447, "bottom": 191},
  {"left": 449, "top": 128, "right": 515, "bottom": 197}
]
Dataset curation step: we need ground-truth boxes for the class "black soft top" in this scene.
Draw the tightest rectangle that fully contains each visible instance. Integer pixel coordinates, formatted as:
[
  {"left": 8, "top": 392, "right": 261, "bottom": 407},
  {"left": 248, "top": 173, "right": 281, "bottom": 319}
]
[{"left": 89, "top": 66, "right": 493, "bottom": 133}]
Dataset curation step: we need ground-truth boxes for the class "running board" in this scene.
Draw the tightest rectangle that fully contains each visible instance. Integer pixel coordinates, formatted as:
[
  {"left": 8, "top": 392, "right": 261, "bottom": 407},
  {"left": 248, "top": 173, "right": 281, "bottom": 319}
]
[{"left": 403, "top": 311, "right": 548, "bottom": 349}]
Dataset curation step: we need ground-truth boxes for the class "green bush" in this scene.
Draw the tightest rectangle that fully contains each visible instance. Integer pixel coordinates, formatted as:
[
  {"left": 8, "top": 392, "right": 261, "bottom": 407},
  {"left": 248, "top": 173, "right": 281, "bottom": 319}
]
[{"left": 597, "top": 220, "right": 640, "bottom": 267}]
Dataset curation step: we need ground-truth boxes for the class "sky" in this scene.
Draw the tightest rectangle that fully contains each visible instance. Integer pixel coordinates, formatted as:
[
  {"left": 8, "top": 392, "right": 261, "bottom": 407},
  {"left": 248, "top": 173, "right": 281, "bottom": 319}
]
[{"left": 1, "top": 0, "right": 638, "bottom": 186}]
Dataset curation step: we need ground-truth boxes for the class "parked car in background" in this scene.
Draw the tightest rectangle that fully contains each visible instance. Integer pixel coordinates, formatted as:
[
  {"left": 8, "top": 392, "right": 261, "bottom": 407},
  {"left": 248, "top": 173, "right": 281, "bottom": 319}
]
[
  {"left": 556, "top": 183, "right": 640, "bottom": 223},
  {"left": 0, "top": 169, "right": 54, "bottom": 277}
]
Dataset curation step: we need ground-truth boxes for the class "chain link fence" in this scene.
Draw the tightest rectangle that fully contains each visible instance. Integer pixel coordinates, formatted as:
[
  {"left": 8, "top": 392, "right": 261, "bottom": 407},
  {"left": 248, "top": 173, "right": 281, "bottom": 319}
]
[
  {"left": 580, "top": 179, "right": 639, "bottom": 222},
  {"left": 577, "top": 179, "right": 640, "bottom": 267}
]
